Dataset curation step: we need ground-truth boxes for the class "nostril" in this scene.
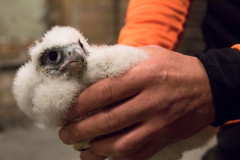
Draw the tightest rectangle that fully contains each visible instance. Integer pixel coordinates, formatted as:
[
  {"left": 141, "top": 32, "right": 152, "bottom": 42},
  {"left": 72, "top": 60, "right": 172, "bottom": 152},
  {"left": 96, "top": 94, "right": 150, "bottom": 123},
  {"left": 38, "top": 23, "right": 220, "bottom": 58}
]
[{"left": 68, "top": 52, "right": 71, "bottom": 56}]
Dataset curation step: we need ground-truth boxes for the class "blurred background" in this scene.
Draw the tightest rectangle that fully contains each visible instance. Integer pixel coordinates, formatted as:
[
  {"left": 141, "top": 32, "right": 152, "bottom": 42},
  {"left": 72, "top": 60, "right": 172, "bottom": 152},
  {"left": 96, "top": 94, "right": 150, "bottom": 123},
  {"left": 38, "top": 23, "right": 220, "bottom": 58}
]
[{"left": 0, "top": 0, "right": 216, "bottom": 160}]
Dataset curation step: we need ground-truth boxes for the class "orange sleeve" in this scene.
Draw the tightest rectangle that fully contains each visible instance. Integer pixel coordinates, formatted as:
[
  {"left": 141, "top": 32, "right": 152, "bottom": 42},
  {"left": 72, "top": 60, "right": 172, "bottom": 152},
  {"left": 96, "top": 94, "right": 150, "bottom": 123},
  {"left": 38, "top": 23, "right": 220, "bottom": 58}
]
[
  {"left": 231, "top": 44, "right": 240, "bottom": 51},
  {"left": 118, "top": 0, "right": 191, "bottom": 50},
  {"left": 225, "top": 120, "right": 240, "bottom": 126}
]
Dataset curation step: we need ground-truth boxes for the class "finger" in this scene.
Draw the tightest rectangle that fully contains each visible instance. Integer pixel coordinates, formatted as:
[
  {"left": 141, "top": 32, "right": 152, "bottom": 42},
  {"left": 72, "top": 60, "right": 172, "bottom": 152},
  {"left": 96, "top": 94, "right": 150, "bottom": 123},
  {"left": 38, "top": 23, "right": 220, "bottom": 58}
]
[
  {"left": 63, "top": 71, "right": 143, "bottom": 121},
  {"left": 112, "top": 141, "right": 164, "bottom": 160},
  {"left": 59, "top": 94, "right": 148, "bottom": 144},
  {"left": 80, "top": 149, "right": 107, "bottom": 160},
  {"left": 89, "top": 122, "right": 156, "bottom": 157}
]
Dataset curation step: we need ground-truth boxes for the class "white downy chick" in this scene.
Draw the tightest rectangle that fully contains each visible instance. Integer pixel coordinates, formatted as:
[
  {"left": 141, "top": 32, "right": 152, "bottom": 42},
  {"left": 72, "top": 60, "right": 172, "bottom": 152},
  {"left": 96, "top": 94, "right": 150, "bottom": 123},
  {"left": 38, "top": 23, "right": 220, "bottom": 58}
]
[{"left": 12, "top": 26, "right": 218, "bottom": 160}]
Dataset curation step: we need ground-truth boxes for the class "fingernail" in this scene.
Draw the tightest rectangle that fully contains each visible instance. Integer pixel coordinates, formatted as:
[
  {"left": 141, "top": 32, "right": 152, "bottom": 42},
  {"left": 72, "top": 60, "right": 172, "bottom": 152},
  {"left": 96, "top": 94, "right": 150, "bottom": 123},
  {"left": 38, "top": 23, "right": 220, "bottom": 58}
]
[{"left": 59, "top": 128, "right": 70, "bottom": 143}]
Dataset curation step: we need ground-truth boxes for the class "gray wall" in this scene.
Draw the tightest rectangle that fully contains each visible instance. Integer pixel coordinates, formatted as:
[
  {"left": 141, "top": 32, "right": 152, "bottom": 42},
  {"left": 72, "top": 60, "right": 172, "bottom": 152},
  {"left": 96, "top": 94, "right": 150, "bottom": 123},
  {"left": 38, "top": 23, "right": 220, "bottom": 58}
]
[{"left": 0, "top": 0, "right": 45, "bottom": 39}]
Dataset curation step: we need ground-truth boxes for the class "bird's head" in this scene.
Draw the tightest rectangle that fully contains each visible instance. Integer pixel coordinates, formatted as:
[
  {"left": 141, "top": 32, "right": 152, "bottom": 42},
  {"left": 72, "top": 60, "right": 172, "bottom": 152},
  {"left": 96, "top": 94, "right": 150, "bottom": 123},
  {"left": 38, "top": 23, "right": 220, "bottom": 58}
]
[
  {"left": 29, "top": 26, "right": 90, "bottom": 77},
  {"left": 37, "top": 39, "right": 88, "bottom": 77}
]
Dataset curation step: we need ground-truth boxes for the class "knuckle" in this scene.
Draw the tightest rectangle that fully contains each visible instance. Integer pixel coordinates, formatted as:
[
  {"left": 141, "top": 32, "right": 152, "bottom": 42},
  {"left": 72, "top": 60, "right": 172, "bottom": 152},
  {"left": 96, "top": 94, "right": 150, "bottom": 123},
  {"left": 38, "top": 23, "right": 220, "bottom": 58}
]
[
  {"left": 73, "top": 124, "right": 81, "bottom": 140},
  {"left": 95, "top": 81, "right": 113, "bottom": 104},
  {"left": 114, "top": 140, "right": 133, "bottom": 157},
  {"left": 72, "top": 100, "right": 85, "bottom": 116},
  {"left": 102, "top": 111, "right": 121, "bottom": 131},
  {"left": 63, "top": 124, "right": 81, "bottom": 143}
]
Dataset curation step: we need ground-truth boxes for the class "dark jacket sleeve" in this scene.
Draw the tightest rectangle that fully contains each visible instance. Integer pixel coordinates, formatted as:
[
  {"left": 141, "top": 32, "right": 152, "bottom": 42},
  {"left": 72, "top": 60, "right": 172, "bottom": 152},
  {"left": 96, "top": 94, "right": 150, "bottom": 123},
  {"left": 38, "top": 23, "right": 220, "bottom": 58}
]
[{"left": 195, "top": 48, "right": 240, "bottom": 127}]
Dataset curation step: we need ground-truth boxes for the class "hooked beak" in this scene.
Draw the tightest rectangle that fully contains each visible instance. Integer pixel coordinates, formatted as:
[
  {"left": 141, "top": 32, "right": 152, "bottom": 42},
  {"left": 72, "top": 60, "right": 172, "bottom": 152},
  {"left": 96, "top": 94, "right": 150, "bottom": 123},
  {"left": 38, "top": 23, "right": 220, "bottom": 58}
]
[{"left": 59, "top": 45, "right": 87, "bottom": 71}]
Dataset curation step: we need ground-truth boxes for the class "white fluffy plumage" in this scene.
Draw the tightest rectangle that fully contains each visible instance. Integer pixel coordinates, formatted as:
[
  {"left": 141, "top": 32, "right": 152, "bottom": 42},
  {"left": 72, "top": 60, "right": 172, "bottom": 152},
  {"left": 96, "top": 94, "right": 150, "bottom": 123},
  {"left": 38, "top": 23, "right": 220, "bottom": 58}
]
[
  {"left": 13, "top": 26, "right": 148, "bottom": 126},
  {"left": 12, "top": 26, "right": 218, "bottom": 160}
]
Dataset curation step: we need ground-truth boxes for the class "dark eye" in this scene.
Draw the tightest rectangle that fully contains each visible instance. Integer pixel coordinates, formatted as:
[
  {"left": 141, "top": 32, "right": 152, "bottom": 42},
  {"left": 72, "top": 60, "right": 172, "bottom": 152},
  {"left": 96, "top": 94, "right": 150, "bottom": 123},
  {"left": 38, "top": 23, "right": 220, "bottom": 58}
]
[{"left": 48, "top": 51, "right": 58, "bottom": 62}]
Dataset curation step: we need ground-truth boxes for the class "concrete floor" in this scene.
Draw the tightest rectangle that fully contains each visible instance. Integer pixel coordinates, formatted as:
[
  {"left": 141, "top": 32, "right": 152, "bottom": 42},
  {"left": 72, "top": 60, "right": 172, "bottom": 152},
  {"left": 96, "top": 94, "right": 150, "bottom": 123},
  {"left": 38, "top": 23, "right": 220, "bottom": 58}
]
[
  {"left": 0, "top": 124, "right": 217, "bottom": 160},
  {"left": 0, "top": 124, "right": 78, "bottom": 160}
]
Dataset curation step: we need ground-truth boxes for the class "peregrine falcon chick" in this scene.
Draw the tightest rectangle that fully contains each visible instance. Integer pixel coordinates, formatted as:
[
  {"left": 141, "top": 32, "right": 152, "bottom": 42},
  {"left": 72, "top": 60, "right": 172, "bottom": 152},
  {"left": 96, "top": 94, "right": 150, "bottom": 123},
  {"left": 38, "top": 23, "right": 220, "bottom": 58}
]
[
  {"left": 12, "top": 26, "right": 218, "bottom": 160},
  {"left": 13, "top": 26, "right": 148, "bottom": 126}
]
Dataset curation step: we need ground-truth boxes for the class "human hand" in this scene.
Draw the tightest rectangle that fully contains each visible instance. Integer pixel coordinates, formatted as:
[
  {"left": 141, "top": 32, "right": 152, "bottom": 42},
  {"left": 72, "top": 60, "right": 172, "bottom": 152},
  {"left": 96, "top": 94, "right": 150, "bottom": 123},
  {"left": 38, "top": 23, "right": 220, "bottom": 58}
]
[{"left": 59, "top": 45, "right": 216, "bottom": 160}]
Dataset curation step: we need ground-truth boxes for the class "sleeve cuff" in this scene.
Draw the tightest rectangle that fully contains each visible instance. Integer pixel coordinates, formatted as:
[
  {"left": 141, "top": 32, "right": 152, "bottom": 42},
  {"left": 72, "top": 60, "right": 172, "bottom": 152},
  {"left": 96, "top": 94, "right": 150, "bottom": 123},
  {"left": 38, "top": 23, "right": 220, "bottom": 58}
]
[{"left": 195, "top": 48, "right": 240, "bottom": 127}]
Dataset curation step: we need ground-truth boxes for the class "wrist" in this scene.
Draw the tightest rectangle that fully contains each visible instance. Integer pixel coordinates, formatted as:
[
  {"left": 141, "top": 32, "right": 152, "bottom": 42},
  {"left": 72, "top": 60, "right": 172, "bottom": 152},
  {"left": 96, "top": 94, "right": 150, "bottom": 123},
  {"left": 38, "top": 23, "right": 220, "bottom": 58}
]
[{"left": 180, "top": 54, "right": 216, "bottom": 127}]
